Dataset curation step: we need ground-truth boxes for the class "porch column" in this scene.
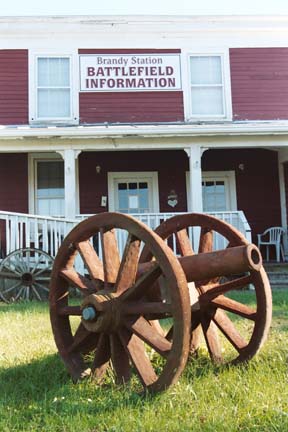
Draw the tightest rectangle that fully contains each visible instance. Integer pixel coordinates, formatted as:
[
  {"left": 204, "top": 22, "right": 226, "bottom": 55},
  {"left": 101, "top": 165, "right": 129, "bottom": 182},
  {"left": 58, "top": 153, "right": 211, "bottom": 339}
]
[
  {"left": 59, "top": 149, "right": 81, "bottom": 219},
  {"left": 278, "top": 149, "right": 288, "bottom": 258},
  {"left": 185, "top": 145, "right": 203, "bottom": 213}
]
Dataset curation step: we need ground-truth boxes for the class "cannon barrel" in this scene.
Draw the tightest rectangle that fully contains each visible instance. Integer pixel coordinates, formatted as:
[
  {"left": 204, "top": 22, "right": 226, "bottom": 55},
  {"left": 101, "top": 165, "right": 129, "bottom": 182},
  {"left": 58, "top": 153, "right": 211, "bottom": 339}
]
[
  {"left": 177, "top": 244, "right": 261, "bottom": 282},
  {"left": 138, "top": 244, "right": 261, "bottom": 283}
]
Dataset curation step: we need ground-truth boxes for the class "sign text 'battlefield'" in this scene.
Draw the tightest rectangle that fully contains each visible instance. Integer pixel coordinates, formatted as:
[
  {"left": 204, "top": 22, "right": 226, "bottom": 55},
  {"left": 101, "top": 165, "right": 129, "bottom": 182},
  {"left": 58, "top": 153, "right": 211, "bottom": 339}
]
[{"left": 80, "top": 54, "right": 182, "bottom": 92}]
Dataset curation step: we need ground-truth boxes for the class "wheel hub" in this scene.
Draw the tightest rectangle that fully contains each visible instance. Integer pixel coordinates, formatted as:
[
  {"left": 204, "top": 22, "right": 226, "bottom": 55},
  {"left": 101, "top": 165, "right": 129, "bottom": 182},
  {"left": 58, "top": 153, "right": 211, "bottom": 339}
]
[
  {"left": 21, "top": 272, "right": 34, "bottom": 286},
  {"left": 81, "top": 292, "right": 121, "bottom": 333}
]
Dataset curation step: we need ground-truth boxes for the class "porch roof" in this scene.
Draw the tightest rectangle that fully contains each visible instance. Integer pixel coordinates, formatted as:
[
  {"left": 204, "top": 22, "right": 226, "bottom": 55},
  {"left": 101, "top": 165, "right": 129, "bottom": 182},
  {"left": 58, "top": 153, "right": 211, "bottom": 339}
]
[{"left": 1, "top": 120, "right": 288, "bottom": 140}]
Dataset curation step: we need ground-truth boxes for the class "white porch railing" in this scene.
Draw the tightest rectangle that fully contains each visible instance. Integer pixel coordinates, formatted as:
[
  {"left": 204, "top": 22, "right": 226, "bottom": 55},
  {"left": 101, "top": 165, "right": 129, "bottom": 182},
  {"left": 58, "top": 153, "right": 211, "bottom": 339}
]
[
  {"left": 0, "top": 210, "right": 76, "bottom": 259},
  {"left": 77, "top": 211, "right": 252, "bottom": 257},
  {"left": 0, "top": 210, "right": 251, "bottom": 269}
]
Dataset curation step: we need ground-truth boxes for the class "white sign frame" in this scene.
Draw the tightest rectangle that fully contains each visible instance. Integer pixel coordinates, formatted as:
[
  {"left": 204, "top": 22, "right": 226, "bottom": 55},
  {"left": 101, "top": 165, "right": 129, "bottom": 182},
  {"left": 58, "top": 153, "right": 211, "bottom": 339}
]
[{"left": 79, "top": 54, "right": 182, "bottom": 92}]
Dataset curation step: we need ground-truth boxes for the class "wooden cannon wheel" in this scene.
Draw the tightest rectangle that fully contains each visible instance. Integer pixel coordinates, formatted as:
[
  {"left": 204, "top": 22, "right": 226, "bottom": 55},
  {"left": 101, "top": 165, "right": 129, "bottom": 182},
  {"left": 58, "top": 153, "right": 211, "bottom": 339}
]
[
  {"left": 49, "top": 212, "right": 191, "bottom": 393},
  {"left": 0, "top": 248, "right": 53, "bottom": 302},
  {"left": 140, "top": 213, "right": 272, "bottom": 365}
]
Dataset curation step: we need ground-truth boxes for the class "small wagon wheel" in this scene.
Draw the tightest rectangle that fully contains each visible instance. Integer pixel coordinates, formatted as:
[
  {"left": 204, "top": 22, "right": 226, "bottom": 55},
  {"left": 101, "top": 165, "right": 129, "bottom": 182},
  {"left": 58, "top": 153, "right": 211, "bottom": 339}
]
[
  {"left": 0, "top": 248, "right": 54, "bottom": 303},
  {"left": 140, "top": 213, "right": 272, "bottom": 365},
  {"left": 49, "top": 212, "right": 191, "bottom": 393}
]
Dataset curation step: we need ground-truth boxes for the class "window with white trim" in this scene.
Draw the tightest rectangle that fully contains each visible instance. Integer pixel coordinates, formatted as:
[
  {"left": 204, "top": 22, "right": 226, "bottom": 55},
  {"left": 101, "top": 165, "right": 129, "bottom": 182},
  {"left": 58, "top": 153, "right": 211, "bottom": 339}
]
[
  {"left": 36, "top": 56, "right": 72, "bottom": 120},
  {"left": 35, "top": 160, "right": 65, "bottom": 216},
  {"left": 189, "top": 55, "right": 225, "bottom": 117},
  {"left": 186, "top": 171, "right": 237, "bottom": 212},
  {"left": 108, "top": 172, "right": 159, "bottom": 213}
]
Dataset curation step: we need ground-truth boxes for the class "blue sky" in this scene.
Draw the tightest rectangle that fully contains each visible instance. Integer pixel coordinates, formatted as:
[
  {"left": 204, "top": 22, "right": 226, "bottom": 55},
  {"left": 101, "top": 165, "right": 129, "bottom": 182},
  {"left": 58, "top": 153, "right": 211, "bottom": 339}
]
[{"left": 2, "top": 0, "right": 288, "bottom": 16}]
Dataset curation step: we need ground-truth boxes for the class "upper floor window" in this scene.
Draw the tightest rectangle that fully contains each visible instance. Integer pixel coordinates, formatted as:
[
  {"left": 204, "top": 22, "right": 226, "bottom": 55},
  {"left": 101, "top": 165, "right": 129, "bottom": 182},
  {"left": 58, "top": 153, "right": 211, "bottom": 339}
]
[
  {"left": 36, "top": 57, "right": 71, "bottom": 120},
  {"left": 189, "top": 55, "right": 225, "bottom": 118}
]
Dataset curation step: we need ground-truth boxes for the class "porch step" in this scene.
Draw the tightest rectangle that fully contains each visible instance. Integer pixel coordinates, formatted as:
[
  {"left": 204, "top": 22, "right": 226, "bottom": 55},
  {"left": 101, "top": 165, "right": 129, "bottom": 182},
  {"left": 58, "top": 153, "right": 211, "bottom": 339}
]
[{"left": 263, "top": 262, "right": 288, "bottom": 288}]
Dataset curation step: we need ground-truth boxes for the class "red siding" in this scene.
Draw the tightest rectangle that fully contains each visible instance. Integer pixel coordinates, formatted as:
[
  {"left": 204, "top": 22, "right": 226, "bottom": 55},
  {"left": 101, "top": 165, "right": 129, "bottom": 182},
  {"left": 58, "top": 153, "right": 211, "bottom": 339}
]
[
  {"left": 79, "top": 148, "right": 281, "bottom": 242},
  {"left": 202, "top": 148, "right": 281, "bottom": 240},
  {"left": 0, "top": 154, "right": 28, "bottom": 212},
  {"left": 78, "top": 150, "right": 188, "bottom": 214},
  {"left": 78, "top": 49, "right": 184, "bottom": 124},
  {"left": 0, "top": 50, "right": 28, "bottom": 124},
  {"left": 230, "top": 48, "right": 288, "bottom": 120}
]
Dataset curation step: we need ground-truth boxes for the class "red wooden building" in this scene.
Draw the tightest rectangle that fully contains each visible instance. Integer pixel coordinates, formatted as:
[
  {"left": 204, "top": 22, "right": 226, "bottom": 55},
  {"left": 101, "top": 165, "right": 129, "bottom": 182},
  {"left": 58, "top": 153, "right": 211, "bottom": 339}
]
[{"left": 0, "top": 15, "right": 287, "bottom": 257}]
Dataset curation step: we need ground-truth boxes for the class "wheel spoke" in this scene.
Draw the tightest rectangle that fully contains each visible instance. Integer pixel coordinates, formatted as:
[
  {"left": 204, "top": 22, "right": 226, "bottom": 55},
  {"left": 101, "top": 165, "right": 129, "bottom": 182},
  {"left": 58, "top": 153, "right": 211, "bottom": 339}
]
[
  {"left": 211, "top": 295, "right": 257, "bottom": 320},
  {"left": 118, "top": 328, "right": 157, "bottom": 387},
  {"left": 125, "top": 316, "right": 172, "bottom": 358},
  {"left": 100, "top": 228, "right": 121, "bottom": 285},
  {"left": 120, "top": 262, "right": 162, "bottom": 302},
  {"left": 76, "top": 240, "right": 104, "bottom": 284},
  {"left": 1, "top": 280, "right": 22, "bottom": 295},
  {"left": 33, "top": 264, "right": 53, "bottom": 277},
  {"left": 198, "top": 227, "right": 213, "bottom": 253},
  {"left": 114, "top": 233, "right": 141, "bottom": 294},
  {"left": 0, "top": 272, "right": 21, "bottom": 280},
  {"left": 31, "top": 252, "right": 52, "bottom": 274},
  {"left": 176, "top": 229, "right": 194, "bottom": 256},
  {"left": 14, "top": 253, "right": 27, "bottom": 272},
  {"left": 200, "top": 274, "right": 253, "bottom": 302},
  {"left": 212, "top": 309, "right": 247, "bottom": 352},
  {"left": 2, "top": 262, "right": 22, "bottom": 276},
  {"left": 34, "top": 281, "right": 50, "bottom": 293},
  {"left": 110, "top": 333, "right": 131, "bottom": 384},
  {"left": 201, "top": 313, "right": 222, "bottom": 363},
  {"left": 31, "top": 285, "right": 42, "bottom": 301},
  {"left": 92, "top": 334, "right": 110, "bottom": 381},
  {"left": 68, "top": 323, "right": 98, "bottom": 354},
  {"left": 58, "top": 305, "right": 82, "bottom": 316},
  {"left": 14, "top": 285, "right": 26, "bottom": 301},
  {"left": 60, "top": 268, "right": 98, "bottom": 295}
]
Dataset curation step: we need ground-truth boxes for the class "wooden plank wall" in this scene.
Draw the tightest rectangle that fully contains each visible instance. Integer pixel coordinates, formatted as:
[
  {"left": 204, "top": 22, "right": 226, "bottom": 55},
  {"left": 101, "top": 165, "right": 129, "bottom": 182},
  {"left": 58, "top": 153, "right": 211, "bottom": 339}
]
[
  {"left": 230, "top": 48, "right": 288, "bottom": 120},
  {"left": 0, "top": 50, "right": 28, "bottom": 125}
]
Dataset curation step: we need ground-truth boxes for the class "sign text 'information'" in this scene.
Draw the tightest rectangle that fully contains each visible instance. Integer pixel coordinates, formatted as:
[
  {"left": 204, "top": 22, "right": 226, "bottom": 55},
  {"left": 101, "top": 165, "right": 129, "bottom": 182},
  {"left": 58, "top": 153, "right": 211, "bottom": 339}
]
[{"left": 80, "top": 54, "right": 182, "bottom": 92}]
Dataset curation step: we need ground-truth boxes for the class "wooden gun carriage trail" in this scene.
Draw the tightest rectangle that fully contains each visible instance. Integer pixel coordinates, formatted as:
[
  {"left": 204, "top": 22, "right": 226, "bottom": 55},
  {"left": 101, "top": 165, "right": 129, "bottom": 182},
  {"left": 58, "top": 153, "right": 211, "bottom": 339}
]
[{"left": 48, "top": 212, "right": 272, "bottom": 393}]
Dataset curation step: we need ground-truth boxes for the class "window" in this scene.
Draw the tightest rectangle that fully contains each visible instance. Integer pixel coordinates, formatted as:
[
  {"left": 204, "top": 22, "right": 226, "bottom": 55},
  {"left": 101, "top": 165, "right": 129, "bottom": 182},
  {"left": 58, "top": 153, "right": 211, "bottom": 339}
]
[
  {"left": 186, "top": 171, "right": 237, "bottom": 212},
  {"left": 108, "top": 172, "right": 159, "bottom": 213},
  {"left": 35, "top": 160, "right": 65, "bottom": 216},
  {"left": 189, "top": 55, "right": 225, "bottom": 117},
  {"left": 36, "top": 57, "right": 71, "bottom": 119}
]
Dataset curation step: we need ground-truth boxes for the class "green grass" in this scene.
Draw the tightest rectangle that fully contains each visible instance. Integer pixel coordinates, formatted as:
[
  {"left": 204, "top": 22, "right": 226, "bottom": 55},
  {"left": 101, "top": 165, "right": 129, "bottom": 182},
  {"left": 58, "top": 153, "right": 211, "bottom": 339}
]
[{"left": 0, "top": 291, "right": 288, "bottom": 432}]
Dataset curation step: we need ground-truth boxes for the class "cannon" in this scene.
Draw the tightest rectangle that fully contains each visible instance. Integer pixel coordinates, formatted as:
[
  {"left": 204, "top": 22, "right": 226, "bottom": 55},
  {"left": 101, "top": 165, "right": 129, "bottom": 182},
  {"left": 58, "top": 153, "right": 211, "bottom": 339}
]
[{"left": 49, "top": 212, "right": 272, "bottom": 393}]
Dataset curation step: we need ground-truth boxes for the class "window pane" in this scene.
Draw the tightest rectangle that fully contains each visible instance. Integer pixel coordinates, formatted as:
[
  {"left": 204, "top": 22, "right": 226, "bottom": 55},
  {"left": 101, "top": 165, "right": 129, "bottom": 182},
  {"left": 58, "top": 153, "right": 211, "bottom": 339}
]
[
  {"left": 38, "top": 89, "right": 71, "bottom": 118},
  {"left": 191, "top": 87, "right": 224, "bottom": 115},
  {"left": 38, "top": 58, "right": 70, "bottom": 87},
  {"left": 202, "top": 180, "right": 226, "bottom": 212},
  {"left": 38, "top": 198, "right": 64, "bottom": 216},
  {"left": 36, "top": 161, "right": 64, "bottom": 216},
  {"left": 190, "top": 56, "right": 222, "bottom": 85},
  {"left": 116, "top": 180, "right": 150, "bottom": 213}
]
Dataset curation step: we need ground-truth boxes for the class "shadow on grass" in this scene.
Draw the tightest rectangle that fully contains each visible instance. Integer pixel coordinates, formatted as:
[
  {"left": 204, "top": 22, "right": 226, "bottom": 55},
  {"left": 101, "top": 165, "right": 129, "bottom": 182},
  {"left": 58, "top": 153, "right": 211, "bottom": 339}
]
[
  {"left": 0, "top": 352, "right": 164, "bottom": 413},
  {"left": 0, "top": 353, "right": 69, "bottom": 402}
]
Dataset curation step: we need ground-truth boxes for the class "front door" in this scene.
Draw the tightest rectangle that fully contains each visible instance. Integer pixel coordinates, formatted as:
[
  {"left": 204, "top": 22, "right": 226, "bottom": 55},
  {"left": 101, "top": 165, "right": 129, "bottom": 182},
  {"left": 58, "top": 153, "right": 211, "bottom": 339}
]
[{"left": 108, "top": 172, "right": 159, "bottom": 213}]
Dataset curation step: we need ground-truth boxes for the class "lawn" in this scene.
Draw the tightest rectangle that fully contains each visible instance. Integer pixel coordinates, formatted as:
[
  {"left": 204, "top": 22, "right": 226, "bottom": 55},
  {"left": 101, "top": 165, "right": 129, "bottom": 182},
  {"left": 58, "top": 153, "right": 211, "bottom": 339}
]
[{"left": 0, "top": 290, "right": 287, "bottom": 432}]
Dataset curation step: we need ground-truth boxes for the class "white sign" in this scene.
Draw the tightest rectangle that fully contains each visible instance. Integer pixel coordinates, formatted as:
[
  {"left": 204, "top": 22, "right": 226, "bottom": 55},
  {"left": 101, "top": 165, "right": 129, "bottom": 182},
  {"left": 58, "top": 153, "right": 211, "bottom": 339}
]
[
  {"left": 80, "top": 54, "right": 182, "bottom": 92},
  {"left": 129, "top": 195, "right": 139, "bottom": 209}
]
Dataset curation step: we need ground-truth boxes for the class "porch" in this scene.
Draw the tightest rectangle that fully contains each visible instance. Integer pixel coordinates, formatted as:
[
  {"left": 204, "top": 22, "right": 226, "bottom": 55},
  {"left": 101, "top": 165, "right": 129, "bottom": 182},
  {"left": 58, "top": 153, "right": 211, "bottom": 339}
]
[{"left": 0, "top": 209, "right": 251, "bottom": 262}]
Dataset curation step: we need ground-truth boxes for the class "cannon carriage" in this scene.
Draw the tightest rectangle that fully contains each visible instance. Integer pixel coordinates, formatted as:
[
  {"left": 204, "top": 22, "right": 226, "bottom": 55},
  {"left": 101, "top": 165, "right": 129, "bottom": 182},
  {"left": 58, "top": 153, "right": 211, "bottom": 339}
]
[{"left": 49, "top": 212, "right": 272, "bottom": 393}]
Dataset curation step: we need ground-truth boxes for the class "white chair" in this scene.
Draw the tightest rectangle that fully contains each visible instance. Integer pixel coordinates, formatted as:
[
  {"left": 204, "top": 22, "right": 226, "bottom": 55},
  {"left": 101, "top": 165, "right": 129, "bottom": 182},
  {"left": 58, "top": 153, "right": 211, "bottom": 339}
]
[{"left": 257, "top": 227, "right": 285, "bottom": 262}]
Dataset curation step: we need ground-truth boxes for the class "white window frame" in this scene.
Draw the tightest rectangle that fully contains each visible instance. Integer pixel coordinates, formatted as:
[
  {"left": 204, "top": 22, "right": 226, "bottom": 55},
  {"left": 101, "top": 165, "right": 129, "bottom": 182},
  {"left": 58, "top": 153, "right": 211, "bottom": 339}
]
[
  {"left": 29, "top": 51, "right": 79, "bottom": 124},
  {"left": 28, "top": 153, "right": 79, "bottom": 216},
  {"left": 108, "top": 172, "right": 159, "bottom": 213},
  {"left": 181, "top": 49, "right": 232, "bottom": 121},
  {"left": 186, "top": 170, "right": 237, "bottom": 212}
]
